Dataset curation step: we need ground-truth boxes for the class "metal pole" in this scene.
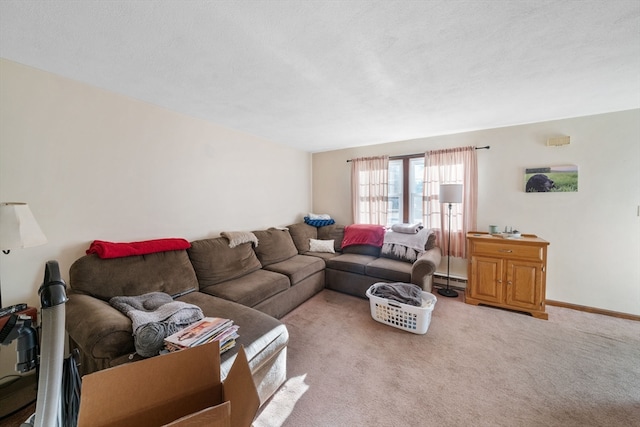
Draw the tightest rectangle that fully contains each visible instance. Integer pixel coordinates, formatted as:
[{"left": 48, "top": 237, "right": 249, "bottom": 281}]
[{"left": 438, "top": 203, "right": 459, "bottom": 297}]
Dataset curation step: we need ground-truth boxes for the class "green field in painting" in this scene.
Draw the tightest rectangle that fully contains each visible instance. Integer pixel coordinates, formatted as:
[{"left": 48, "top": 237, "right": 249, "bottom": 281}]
[
  {"left": 546, "top": 172, "right": 578, "bottom": 192},
  {"left": 524, "top": 167, "right": 578, "bottom": 192}
]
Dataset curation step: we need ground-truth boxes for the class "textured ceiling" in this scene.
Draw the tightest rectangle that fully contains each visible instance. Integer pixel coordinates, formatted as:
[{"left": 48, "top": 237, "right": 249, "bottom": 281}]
[{"left": 1, "top": 1, "right": 639, "bottom": 152}]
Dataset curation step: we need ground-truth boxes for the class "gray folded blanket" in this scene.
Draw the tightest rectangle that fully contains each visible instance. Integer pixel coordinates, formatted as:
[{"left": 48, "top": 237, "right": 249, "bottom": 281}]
[
  {"left": 110, "top": 292, "right": 204, "bottom": 357},
  {"left": 371, "top": 283, "right": 424, "bottom": 307}
]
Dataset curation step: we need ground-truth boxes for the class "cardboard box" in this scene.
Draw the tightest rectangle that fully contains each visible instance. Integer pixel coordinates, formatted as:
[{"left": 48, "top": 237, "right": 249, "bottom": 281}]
[{"left": 77, "top": 342, "right": 259, "bottom": 427}]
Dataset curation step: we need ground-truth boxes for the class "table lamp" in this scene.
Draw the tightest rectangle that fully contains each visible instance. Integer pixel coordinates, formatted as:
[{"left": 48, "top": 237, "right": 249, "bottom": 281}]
[{"left": 0, "top": 202, "right": 47, "bottom": 308}]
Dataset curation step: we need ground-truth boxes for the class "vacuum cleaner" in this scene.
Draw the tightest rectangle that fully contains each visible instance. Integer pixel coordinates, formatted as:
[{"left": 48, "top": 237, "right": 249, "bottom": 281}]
[{"left": 0, "top": 260, "right": 80, "bottom": 427}]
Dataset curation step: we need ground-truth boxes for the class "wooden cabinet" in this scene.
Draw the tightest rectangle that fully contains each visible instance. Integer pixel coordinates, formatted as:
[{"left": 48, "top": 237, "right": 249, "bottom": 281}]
[{"left": 466, "top": 232, "right": 549, "bottom": 319}]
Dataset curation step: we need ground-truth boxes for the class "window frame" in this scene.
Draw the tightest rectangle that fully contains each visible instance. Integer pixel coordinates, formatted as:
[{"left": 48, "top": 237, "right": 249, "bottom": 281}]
[{"left": 389, "top": 154, "right": 424, "bottom": 225}]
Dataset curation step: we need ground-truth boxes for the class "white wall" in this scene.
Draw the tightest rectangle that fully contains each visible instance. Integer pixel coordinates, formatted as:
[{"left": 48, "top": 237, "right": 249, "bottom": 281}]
[
  {"left": 313, "top": 110, "right": 640, "bottom": 316},
  {"left": 0, "top": 59, "right": 312, "bottom": 310}
]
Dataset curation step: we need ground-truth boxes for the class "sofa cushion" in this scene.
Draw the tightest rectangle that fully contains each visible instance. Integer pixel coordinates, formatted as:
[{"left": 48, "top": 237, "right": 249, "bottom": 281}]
[
  {"left": 303, "top": 251, "right": 339, "bottom": 261},
  {"left": 69, "top": 251, "right": 199, "bottom": 301},
  {"left": 174, "top": 291, "right": 289, "bottom": 401},
  {"left": 342, "top": 244, "right": 381, "bottom": 257},
  {"left": 425, "top": 232, "right": 437, "bottom": 251},
  {"left": 286, "top": 223, "right": 318, "bottom": 254},
  {"left": 325, "top": 253, "right": 378, "bottom": 275},
  {"left": 317, "top": 224, "right": 345, "bottom": 252},
  {"left": 365, "top": 257, "right": 412, "bottom": 282},
  {"left": 188, "top": 238, "right": 262, "bottom": 287},
  {"left": 199, "top": 269, "right": 290, "bottom": 308},
  {"left": 252, "top": 228, "right": 298, "bottom": 266},
  {"left": 263, "top": 254, "right": 325, "bottom": 285}
]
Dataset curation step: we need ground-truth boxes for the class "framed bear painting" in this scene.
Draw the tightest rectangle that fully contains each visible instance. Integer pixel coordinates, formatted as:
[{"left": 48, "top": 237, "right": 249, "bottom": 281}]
[{"left": 524, "top": 165, "right": 578, "bottom": 193}]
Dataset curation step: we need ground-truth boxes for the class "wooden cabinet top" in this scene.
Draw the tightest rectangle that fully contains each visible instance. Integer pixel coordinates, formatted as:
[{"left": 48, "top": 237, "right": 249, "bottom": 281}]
[{"left": 467, "top": 232, "right": 549, "bottom": 246}]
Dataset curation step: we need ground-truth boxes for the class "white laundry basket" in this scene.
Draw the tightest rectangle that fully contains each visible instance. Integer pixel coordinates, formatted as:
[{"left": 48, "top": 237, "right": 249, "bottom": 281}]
[{"left": 366, "top": 283, "right": 437, "bottom": 335}]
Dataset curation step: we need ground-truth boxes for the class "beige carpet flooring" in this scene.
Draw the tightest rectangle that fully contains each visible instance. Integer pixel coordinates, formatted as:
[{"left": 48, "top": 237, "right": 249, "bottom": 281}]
[{"left": 254, "top": 289, "right": 640, "bottom": 427}]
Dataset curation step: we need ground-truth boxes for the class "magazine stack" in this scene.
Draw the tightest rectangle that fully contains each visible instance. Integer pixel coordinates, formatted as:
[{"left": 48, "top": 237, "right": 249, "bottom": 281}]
[{"left": 164, "top": 317, "right": 239, "bottom": 354}]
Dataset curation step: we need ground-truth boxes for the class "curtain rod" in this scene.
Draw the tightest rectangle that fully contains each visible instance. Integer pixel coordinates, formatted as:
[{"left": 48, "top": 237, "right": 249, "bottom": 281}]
[{"left": 346, "top": 145, "right": 490, "bottom": 162}]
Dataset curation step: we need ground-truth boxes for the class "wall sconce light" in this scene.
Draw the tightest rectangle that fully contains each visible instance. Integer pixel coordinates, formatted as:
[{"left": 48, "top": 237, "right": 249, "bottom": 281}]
[{"left": 546, "top": 136, "right": 570, "bottom": 146}]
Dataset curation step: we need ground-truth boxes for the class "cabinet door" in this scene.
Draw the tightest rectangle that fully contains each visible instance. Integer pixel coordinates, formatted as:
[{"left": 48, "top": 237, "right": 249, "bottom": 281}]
[
  {"left": 469, "top": 256, "right": 503, "bottom": 304},
  {"left": 505, "top": 260, "right": 544, "bottom": 311}
]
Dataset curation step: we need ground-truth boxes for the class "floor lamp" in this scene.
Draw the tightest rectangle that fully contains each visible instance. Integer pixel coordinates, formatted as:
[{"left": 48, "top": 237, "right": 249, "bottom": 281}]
[{"left": 438, "top": 184, "right": 463, "bottom": 298}]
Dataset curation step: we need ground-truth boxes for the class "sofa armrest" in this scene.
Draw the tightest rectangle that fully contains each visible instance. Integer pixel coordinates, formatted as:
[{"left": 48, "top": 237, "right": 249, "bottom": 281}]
[
  {"left": 66, "top": 293, "right": 134, "bottom": 360},
  {"left": 410, "top": 247, "right": 442, "bottom": 291}
]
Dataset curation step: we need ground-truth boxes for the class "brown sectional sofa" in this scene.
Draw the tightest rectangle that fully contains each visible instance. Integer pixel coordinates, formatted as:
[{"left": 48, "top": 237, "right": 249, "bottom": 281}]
[
  {"left": 65, "top": 222, "right": 441, "bottom": 406},
  {"left": 188, "top": 228, "right": 326, "bottom": 319},
  {"left": 288, "top": 222, "right": 441, "bottom": 297}
]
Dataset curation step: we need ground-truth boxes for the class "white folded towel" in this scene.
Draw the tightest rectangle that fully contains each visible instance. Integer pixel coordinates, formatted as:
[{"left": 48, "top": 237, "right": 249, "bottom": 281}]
[
  {"left": 391, "top": 222, "right": 423, "bottom": 234},
  {"left": 308, "top": 213, "right": 332, "bottom": 220}
]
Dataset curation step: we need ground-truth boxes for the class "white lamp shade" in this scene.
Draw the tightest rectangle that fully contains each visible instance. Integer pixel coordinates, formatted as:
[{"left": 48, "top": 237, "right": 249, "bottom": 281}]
[
  {"left": 0, "top": 202, "right": 47, "bottom": 250},
  {"left": 439, "top": 184, "right": 463, "bottom": 204}
]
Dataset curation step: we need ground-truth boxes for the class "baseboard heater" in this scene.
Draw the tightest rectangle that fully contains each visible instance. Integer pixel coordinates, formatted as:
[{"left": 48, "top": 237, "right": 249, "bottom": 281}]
[{"left": 433, "top": 275, "right": 467, "bottom": 290}]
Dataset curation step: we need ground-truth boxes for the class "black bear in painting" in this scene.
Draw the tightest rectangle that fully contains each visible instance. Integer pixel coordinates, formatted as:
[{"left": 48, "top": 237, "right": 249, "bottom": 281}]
[{"left": 526, "top": 174, "right": 555, "bottom": 192}]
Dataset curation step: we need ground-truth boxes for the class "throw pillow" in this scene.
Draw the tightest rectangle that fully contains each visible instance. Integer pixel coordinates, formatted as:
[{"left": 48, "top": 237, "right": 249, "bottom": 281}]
[{"left": 309, "top": 238, "right": 335, "bottom": 253}]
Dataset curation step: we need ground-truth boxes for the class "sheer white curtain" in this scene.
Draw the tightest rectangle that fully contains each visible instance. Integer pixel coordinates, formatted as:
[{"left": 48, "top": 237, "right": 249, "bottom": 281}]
[
  {"left": 422, "top": 147, "right": 477, "bottom": 258},
  {"left": 351, "top": 156, "right": 389, "bottom": 224}
]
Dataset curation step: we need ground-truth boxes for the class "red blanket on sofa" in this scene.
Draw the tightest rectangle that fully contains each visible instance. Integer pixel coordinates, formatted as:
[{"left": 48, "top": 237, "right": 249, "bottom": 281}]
[
  {"left": 341, "top": 224, "right": 386, "bottom": 248},
  {"left": 86, "top": 238, "right": 191, "bottom": 259}
]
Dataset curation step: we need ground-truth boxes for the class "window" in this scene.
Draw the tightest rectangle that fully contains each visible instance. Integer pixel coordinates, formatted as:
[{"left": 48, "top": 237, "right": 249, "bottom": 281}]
[
  {"left": 387, "top": 160, "right": 403, "bottom": 226},
  {"left": 387, "top": 156, "right": 424, "bottom": 227},
  {"left": 351, "top": 148, "right": 477, "bottom": 257},
  {"left": 351, "top": 156, "right": 389, "bottom": 225},
  {"left": 423, "top": 146, "right": 478, "bottom": 258},
  {"left": 409, "top": 157, "right": 424, "bottom": 224}
]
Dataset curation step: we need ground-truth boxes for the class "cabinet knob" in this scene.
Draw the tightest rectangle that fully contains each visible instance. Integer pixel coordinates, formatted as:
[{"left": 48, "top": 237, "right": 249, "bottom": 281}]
[
  {"left": 498, "top": 249, "right": 513, "bottom": 253},
  {"left": 507, "top": 281, "right": 512, "bottom": 285},
  {"left": 497, "top": 279, "right": 502, "bottom": 284}
]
